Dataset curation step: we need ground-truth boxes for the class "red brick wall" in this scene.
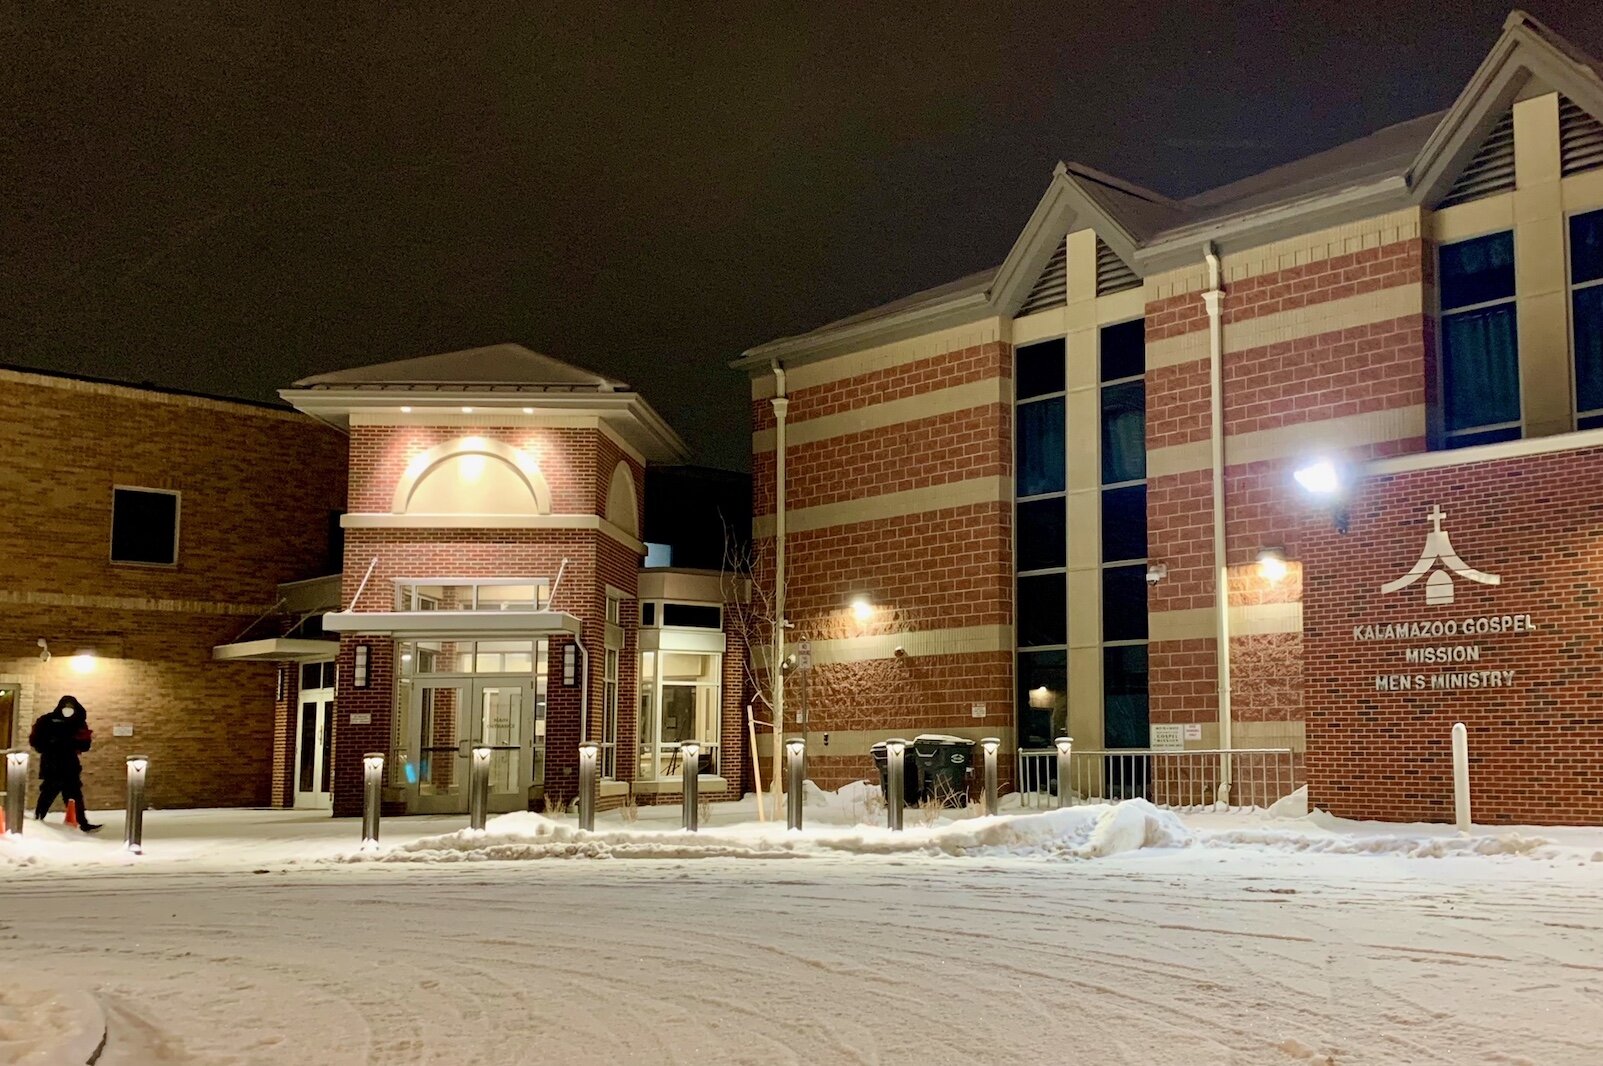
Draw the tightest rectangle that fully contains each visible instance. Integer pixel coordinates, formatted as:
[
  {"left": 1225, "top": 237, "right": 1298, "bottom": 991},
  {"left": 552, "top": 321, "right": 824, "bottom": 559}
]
[
  {"left": 0, "top": 370, "right": 347, "bottom": 810},
  {"left": 1302, "top": 444, "right": 1603, "bottom": 824},
  {"left": 347, "top": 424, "right": 597, "bottom": 514}
]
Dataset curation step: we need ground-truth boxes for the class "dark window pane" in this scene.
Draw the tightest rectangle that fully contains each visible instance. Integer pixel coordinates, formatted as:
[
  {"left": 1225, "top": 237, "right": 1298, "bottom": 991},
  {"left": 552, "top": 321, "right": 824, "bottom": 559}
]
[
  {"left": 1572, "top": 209, "right": 1603, "bottom": 286},
  {"left": 301, "top": 662, "right": 319, "bottom": 691},
  {"left": 1101, "top": 564, "right": 1148, "bottom": 642},
  {"left": 1440, "top": 231, "right": 1515, "bottom": 310},
  {"left": 1576, "top": 285, "right": 1603, "bottom": 415},
  {"left": 662, "top": 603, "right": 721, "bottom": 628},
  {"left": 1016, "top": 497, "right": 1066, "bottom": 572},
  {"left": 1101, "top": 484, "right": 1147, "bottom": 563},
  {"left": 1017, "top": 650, "right": 1067, "bottom": 749},
  {"left": 298, "top": 703, "right": 317, "bottom": 792},
  {"left": 1017, "top": 397, "right": 1065, "bottom": 496},
  {"left": 1580, "top": 412, "right": 1603, "bottom": 430},
  {"left": 1016, "top": 339, "right": 1066, "bottom": 400},
  {"left": 110, "top": 488, "right": 178, "bottom": 565},
  {"left": 1100, "top": 381, "right": 1146, "bottom": 484},
  {"left": 1099, "top": 318, "right": 1146, "bottom": 382},
  {"left": 1017, "top": 573, "right": 1066, "bottom": 648},
  {"left": 1103, "top": 645, "right": 1149, "bottom": 749},
  {"left": 641, "top": 603, "right": 656, "bottom": 626},
  {"left": 1442, "top": 303, "right": 1520, "bottom": 433}
]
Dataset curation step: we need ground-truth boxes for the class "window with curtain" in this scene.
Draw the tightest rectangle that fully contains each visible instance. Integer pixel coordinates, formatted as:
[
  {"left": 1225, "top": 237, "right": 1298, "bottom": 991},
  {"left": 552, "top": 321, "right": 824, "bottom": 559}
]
[
  {"left": 1572, "top": 209, "right": 1603, "bottom": 430},
  {"left": 1439, "top": 232, "right": 1521, "bottom": 447}
]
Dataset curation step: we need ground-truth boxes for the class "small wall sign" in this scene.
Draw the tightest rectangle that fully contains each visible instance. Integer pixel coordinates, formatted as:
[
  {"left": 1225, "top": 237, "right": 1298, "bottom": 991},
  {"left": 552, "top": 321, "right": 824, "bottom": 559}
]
[
  {"left": 1150, "top": 724, "right": 1185, "bottom": 751},
  {"left": 1183, "top": 723, "right": 1203, "bottom": 741},
  {"left": 113, "top": 723, "right": 134, "bottom": 737},
  {"left": 970, "top": 702, "right": 987, "bottom": 718},
  {"left": 349, "top": 713, "right": 372, "bottom": 725}
]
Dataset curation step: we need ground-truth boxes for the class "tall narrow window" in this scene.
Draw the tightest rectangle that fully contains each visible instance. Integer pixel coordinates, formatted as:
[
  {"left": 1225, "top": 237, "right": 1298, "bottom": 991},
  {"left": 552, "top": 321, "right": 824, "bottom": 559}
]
[
  {"left": 1099, "top": 318, "right": 1148, "bottom": 751},
  {"left": 602, "top": 594, "right": 622, "bottom": 778},
  {"left": 1571, "top": 209, "right": 1603, "bottom": 430},
  {"left": 1015, "top": 339, "right": 1067, "bottom": 748},
  {"left": 1439, "top": 232, "right": 1520, "bottom": 447}
]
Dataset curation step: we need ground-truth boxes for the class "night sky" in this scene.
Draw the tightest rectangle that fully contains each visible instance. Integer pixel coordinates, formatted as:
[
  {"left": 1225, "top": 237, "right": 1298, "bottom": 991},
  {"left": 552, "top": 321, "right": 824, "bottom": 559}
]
[{"left": 6, "top": 2, "right": 1603, "bottom": 471}]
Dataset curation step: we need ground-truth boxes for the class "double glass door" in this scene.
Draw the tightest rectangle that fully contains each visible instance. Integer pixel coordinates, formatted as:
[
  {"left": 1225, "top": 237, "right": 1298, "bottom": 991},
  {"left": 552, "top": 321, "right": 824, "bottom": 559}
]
[
  {"left": 409, "top": 677, "right": 539, "bottom": 814},
  {"left": 294, "top": 662, "right": 336, "bottom": 810}
]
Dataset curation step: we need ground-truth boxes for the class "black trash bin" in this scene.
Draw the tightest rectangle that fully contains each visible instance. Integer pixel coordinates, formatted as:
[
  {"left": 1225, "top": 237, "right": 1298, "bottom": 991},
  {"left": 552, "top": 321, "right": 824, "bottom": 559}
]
[
  {"left": 912, "top": 734, "right": 975, "bottom": 807},
  {"left": 869, "top": 741, "right": 921, "bottom": 806}
]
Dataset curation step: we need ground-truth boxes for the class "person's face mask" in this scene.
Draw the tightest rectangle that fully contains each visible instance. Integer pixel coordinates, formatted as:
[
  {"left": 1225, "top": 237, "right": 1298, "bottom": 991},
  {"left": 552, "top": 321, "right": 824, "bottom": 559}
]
[{"left": 62, "top": 707, "right": 76, "bottom": 718}]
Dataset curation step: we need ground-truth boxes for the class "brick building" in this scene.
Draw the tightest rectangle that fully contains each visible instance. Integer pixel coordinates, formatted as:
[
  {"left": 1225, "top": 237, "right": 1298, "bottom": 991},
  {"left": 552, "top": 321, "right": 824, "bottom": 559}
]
[
  {"left": 0, "top": 365, "right": 347, "bottom": 813},
  {"left": 283, "top": 344, "right": 750, "bottom": 817},
  {"left": 735, "top": 11, "right": 1603, "bottom": 821}
]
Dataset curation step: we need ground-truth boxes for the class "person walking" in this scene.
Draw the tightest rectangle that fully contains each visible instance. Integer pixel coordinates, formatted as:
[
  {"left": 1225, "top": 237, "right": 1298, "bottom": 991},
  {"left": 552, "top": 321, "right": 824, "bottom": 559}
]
[{"left": 29, "top": 695, "right": 102, "bottom": 832}]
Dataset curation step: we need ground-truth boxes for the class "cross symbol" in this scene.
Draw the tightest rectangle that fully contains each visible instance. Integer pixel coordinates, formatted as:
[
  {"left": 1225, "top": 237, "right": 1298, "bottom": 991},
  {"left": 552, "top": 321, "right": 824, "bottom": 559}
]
[{"left": 1427, "top": 504, "right": 1446, "bottom": 533}]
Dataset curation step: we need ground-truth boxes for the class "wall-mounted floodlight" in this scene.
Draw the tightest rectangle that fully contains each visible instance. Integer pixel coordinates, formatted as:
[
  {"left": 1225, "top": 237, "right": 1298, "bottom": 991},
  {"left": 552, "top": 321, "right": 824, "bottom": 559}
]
[
  {"left": 1293, "top": 458, "right": 1350, "bottom": 534},
  {"left": 849, "top": 595, "right": 873, "bottom": 624}
]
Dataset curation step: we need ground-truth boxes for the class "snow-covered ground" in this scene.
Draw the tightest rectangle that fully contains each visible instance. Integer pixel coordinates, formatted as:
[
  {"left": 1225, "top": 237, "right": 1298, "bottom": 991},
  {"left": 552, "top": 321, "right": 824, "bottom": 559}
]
[{"left": 2, "top": 792, "right": 1601, "bottom": 1064}]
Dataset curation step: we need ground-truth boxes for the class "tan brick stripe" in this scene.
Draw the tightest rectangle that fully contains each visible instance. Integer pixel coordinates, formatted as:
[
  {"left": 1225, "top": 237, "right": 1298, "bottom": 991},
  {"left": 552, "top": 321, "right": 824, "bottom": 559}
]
[
  {"left": 753, "top": 475, "right": 1010, "bottom": 537},
  {"left": 752, "top": 376, "right": 1008, "bottom": 453}
]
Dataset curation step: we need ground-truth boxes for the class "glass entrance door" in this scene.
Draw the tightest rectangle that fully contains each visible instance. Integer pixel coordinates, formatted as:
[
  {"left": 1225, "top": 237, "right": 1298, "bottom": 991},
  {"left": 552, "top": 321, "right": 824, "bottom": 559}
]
[
  {"left": 408, "top": 677, "right": 536, "bottom": 814},
  {"left": 294, "top": 662, "right": 335, "bottom": 810}
]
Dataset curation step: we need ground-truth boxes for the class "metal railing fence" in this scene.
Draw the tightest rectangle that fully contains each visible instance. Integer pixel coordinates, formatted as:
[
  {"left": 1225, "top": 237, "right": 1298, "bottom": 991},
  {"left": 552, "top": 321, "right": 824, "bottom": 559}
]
[{"left": 1016, "top": 747, "right": 1299, "bottom": 812}]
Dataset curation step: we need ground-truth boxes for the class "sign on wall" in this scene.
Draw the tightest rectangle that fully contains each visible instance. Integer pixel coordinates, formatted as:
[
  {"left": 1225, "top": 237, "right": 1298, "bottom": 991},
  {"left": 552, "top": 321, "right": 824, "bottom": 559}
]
[{"left": 1363, "top": 505, "right": 1534, "bottom": 692}]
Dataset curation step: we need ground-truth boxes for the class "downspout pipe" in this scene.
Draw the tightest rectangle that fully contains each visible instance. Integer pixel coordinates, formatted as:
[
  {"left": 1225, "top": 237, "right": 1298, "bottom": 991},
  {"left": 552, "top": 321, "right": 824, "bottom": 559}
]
[
  {"left": 1202, "top": 244, "right": 1233, "bottom": 804},
  {"left": 770, "top": 362, "right": 789, "bottom": 792}
]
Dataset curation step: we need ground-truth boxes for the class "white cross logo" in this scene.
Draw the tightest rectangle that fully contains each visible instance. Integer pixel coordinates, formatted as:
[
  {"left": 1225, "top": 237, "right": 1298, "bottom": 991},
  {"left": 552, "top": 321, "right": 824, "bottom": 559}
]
[{"left": 1380, "top": 505, "right": 1500, "bottom": 606}]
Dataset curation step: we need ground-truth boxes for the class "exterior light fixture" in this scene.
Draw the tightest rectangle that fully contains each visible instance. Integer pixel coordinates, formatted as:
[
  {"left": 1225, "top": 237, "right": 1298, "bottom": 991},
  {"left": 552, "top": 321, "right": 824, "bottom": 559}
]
[
  {"left": 1293, "top": 458, "right": 1351, "bottom": 534},
  {"left": 785, "top": 738, "right": 806, "bottom": 831},
  {"left": 362, "top": 753, "right": 385, "bottom": 847},
  {"left": 1054, "top": 737, "right": 1074, "bottom": 809},
  {"left": 1293, "top": 459, "right": 1341, "bottom": 496},
  {"left": 1257, "top": 548, "right": 1288, "bottom": 583},
  {"left": 576, "top": 742, "right": 598, "bottom": 831},
  {"left": 849, "top": 595, "right": 873, "bottom": 624},
  {"left": 401, "top": 406, "right": 412, "bottom": 414},
  {"left": 522, "top": 407, "right": 534, "bottom": 415},
  {"left": 37, "top": 638, "right": 50, "bottom": 663},
  {"left": 1145, "top": 562, "right": 1167, "bottom": 585},
  {"left": 70, "top": 651, "right": 96, "bottom": 675},
  {"left": 462, "top": 406, "right": 474, "bottom": 414},
  {"left": 980, "top": 737, "right": 1000, "bottom": 815}
]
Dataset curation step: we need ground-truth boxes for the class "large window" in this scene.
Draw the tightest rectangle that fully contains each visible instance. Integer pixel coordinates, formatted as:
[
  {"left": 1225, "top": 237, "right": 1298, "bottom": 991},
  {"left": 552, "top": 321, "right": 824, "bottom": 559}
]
[
  {"left": 393, "top": 579, "right": 550, "bottom": 611},
  {"left": 110, "top": 487, "right": 180, "bottom": 565},
  {"left": 1439, "top": 232, "right": 1521, "bottom": 448},
  {"left": 602, "top": 595, "right": 621, "bottom": 779},
  {"left": 637, "top": 651, "right": 721, "bottom": 779},
  {"left": 1015, "top": 338, "right": 1067, "bottom": 746},
  {"left": 1099, "top": 318, "right": 1148, "bottom": 750},
  {"left": 1572, "top": 209, "right": 1603, "bottom": 430}
]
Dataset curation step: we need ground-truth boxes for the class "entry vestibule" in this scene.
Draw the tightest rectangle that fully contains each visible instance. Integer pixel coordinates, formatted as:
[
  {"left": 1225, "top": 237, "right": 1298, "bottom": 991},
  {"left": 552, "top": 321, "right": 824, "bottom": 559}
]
[{"left": 395, "top": 638, "right": 550, "bottom": 814}]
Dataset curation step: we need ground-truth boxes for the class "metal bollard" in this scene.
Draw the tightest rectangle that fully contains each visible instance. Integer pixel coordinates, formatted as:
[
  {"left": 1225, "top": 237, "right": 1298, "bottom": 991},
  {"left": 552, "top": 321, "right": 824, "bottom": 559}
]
[
  {"left": 785, "top": 738, "right": 805, "bottom": 831},
  {"left": 1054, "top": 737, "right": 1074, "bottom": 809},
  {"left": 4, "top": 750, "right": 27, "bottom": 837},
  {"left": 577, "top": 742, "right": 598, "bottom": 831},
  {"left": 885, "top": 738, "right": 908, "bottom": 831},
  {"left": 1452, "top": 722, "right": 1471, "bottom": 832},
  {"left": 362, "top": 753, "right": 385, "bottom": 848},
  {"left": 980, "top": 737, "right": 1000, "bottom": 815},
  {"left": 468, "top": 745, "right": 492, "bottom": 831},
  {"left": 680, "top": 742, "right": 700, "bottom": 831},
  {"left": 124, "top": 755, "right": 149, "bottom": 853}
]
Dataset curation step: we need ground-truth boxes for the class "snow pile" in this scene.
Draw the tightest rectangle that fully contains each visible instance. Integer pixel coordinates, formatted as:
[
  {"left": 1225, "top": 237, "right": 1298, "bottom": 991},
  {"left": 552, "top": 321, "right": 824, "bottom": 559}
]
[
  {"left": 0, "top": 985, "right": 106, "bottom": 1066},
  {"left": 1200, "top": 824, "right": 1558, "bottom": 859},
  {"left": 352, "top": 799, "right": 1193, "bottom": 864}
]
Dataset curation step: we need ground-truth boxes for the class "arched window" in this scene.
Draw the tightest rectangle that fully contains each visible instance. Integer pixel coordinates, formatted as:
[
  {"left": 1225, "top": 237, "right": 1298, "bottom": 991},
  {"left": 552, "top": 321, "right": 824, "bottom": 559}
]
[{"left": 392, "top": 437, "right": 552, "bottom": 516}]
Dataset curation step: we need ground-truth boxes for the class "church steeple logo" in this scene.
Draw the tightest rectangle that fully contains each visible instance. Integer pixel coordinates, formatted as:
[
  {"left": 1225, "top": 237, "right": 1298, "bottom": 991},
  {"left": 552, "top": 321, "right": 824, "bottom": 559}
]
[{"left": 1380, "top": 505, "right": 1500, "bottom": 606}]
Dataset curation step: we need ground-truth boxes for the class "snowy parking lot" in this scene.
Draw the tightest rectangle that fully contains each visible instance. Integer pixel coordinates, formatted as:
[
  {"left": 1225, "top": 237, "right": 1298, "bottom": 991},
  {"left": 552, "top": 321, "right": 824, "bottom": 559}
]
[{"left": 3, "top": 796, "right": 1602, "bottom": 1065}]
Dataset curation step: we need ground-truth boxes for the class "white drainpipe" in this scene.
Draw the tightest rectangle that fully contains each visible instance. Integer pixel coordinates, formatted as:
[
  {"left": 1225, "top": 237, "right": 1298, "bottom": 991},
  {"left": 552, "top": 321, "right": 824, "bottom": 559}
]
[
  {"left": 1201, "top": 245, "right": 1233, "bottom": 803},
  {"left": 770, "top": 362, "right": 789, "bottom": 786}
]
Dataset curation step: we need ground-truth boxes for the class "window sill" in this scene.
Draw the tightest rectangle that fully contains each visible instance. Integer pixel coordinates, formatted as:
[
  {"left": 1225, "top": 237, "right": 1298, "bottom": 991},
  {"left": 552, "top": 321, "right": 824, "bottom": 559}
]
[
  {"left": 630, "top": 775, "right": 728, "bottom": 795},
  {"left": 598, "top": 780, "right": 631, "bottom": 798}
]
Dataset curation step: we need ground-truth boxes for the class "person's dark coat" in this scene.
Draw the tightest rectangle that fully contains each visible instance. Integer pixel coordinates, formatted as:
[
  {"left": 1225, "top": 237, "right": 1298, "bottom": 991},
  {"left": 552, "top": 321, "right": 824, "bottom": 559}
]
[{"left": 29, "top": 696, "right": 93, "bottom": 782}]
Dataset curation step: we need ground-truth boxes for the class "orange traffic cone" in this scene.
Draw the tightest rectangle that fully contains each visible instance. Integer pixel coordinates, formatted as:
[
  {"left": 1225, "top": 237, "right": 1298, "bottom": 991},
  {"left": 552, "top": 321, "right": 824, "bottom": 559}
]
[{"left": 64, "top": 799, "right": 79, "bottom": 828}]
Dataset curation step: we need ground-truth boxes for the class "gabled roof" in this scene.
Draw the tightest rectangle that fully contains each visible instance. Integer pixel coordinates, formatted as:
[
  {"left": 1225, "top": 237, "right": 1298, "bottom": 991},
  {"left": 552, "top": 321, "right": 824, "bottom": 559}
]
[
  {"left": 284, "top": 343, "right": 689, "bottom": 461},
  {"left": 294, "top": 343, "right": 628, "bottom": 392},
  {"left": 736, "top": 9, "right": 1603, "bottom": 373}
]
